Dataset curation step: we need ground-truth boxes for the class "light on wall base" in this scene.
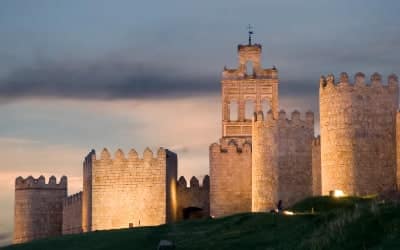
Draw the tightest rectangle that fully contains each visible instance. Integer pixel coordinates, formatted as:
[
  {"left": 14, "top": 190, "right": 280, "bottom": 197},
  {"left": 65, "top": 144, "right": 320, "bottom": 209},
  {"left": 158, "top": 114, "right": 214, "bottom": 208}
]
[{"left": 329, "top": 190, "right": 345, "bottom": 198}]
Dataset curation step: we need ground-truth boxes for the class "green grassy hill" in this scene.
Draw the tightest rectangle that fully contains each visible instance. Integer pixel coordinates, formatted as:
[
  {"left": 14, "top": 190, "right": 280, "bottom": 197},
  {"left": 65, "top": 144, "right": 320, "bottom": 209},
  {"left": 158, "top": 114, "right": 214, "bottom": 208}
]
[{"left": 3, "top": 196, "right": 400, "bottom": 250}]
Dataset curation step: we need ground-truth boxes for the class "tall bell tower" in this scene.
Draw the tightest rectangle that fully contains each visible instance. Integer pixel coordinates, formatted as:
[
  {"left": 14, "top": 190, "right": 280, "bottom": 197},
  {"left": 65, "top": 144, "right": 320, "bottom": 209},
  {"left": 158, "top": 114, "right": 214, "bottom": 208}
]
[{"left": 221, "top": 29, "right": 279, "bottom": 138}]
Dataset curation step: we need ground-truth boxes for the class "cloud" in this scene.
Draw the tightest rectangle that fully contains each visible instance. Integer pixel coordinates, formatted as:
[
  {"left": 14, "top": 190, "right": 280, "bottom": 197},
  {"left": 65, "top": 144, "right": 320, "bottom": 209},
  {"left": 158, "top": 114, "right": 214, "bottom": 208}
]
[
  {"left": 0, "top": 48, "right": 330, "bottom": 105},
  {"left": 0, "top": 57, "right": 219, "bottom": 102}
]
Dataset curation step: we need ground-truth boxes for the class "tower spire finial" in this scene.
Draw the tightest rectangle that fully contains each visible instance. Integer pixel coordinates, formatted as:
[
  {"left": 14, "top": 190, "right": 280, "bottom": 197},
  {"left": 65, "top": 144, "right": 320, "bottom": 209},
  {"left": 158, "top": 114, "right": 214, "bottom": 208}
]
[{"left": 247, "top": 24, "right": 254, "bottom": 45}]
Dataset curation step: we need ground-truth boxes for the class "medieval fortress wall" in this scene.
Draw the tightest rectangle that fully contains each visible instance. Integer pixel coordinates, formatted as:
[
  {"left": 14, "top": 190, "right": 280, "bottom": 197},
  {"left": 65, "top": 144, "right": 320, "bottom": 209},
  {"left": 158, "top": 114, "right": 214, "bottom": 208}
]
[
  {"left": 312, "top": 136, "right": 321, "bottom": 196},
  {"left": 320, "top": 72, "right": 399, "bottom": 195},
  {"left": 177, "top": 175, "right": 210, "bottom": 219},
  {"left": 82, "top": 150, "right": 94, "bottom": 232},
  {"left": 14, "top": 176, "right": 67, "bottom": 244},
  {"left": 210, "top": 139, "right": 252, "bottom": 217},
  {"left": 397, "top": 111, "right": 400, "bottom": 189},
  {"left": 252, "top": 110, "right": 314, "bottom": 211},
  {"left": 62, "top": 192, "right": 82, "bottom": 235},
  {"left": 83, "top": 147, "right": 177, "bottom": 231},
  {"left": 13, "top": 40, "right": 400, "bottom": 244}
]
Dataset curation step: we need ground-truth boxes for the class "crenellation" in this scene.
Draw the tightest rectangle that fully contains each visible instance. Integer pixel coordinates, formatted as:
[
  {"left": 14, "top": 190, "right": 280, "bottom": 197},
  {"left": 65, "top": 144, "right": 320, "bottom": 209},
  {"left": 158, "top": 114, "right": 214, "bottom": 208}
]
[
  {"left": 128, "top": 148, "right": 139, "bottom": 160},
  {"left": 114, "top": 148, "right": 126, "bottom": 161},
  {"left": 306, "top": 111, "right": 314, "bottom": 127},
  {"left": 178, "top": 175, "right": 209, "bottom": 190},
  {"left": 291, "top": 110, "right": 301, "bottom": 121},
  {"left": 320, "top": 72, "right": 399, "bottom": 91},
  {"left": 278, "top": 110, "right": 287, "bottom": 120},
  {"left": 371, "top": 72, "right": 382, "bottom": 86},
  {"left": 355, "top": 72, "right": 366, "bottom": 86},
  {"left": 340, "top": 72, "right": 349, "bottom": 84},
  {"left": 63, "top": 191, "right": 82, "bottom": 207},
  {"left": 15, "top": 175, "right": 67, "bottom": 190},
  {"left": 203, "top": 175, "right": 210, "bottom": 188},
  {"left": 143, "top": 147, "right": 153, "bottom": 161},
  {"left": 388, "top": 73, "right": 399, "bottom": 86},
  {"left": 177, "top": 175, "right": 210, "bottom": 220},
  {"left": 177, "top": 176, "right": 187, "bottom": 188},
  {"left": 100, "top": 148, "right": 111, "bottom": 160},
  {"left": 190, "top": 176, "right": 200, "bottom": 188}
]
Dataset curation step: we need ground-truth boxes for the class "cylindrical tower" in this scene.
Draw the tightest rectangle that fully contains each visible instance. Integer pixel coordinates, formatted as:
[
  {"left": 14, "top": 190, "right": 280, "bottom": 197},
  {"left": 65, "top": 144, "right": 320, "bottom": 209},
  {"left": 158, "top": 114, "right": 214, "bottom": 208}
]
[
  {"left": 320, "top": 72, "right": 399, "bottom": 196},
  {"left": 252, "top": 111, "right": 278, "bottom": 211},
  {"left": 14, "top": 176, "right": 67, "bottom": 244}
]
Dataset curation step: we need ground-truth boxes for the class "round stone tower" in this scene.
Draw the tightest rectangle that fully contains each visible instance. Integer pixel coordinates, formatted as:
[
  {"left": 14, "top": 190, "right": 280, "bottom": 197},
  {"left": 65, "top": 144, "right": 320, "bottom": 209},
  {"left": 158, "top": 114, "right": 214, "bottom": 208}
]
[
  {"left": 320, "top": 72, "right": 399, "bottom": 196},
  {"left": 251, "top": 110, "right": 279, "bottom": 212},
  {"left": 14, "top": 176, "right": 67, "bottom": 244}
]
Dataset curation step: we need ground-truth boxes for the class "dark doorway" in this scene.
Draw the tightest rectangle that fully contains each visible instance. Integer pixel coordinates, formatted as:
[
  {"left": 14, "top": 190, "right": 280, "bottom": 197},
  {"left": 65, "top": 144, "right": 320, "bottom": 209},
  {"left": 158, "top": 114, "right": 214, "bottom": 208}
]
[{"left": 182, "top": 207, "right": 204, "bottom": 220}]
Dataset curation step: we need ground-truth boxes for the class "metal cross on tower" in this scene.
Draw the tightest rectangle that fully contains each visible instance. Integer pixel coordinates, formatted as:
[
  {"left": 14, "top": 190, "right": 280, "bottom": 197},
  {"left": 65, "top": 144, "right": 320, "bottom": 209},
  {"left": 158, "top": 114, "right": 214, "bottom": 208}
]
[{"left": 247, "top": 24, "right": 254, "bottom": 45}]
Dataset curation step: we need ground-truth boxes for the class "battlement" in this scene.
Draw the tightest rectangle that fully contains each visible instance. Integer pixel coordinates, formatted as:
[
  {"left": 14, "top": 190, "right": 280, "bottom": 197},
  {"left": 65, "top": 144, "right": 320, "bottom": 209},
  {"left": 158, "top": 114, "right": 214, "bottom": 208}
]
[
  {"left": 320, "top": 72, "right": 399, "bottom": 92},
  {"left": 63, "top": 191, "right": 82, "bottom": 207},
  {"left": 15, "top": 175, "right": 67, "bottom": 190},
  {"left": 177, "top": 175, "right": 210, "bottom": 189},
  {"left": 252, "top": 109, "right": 314, "bottom": 128},
  {"left": 222, "top": 68, "right": 278, "bottom": 80},
  {"left": 210, "top": 140, "right": 251, "bottom": 154},
  {"left": 89, "top": 147, "right": 171, "bottom": 163}
]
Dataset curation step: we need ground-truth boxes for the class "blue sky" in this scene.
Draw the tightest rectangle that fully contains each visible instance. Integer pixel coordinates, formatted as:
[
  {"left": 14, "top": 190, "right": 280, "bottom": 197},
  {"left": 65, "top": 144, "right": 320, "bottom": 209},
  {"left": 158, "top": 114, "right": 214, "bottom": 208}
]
[{"left": 1, "top": 0, "right": 400, "bottom": 246}]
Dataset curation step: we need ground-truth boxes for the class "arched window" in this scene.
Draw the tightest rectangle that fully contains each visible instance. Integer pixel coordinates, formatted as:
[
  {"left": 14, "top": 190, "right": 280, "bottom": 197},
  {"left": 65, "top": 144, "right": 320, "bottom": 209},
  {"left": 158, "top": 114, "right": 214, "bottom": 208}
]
[
  {"left": 229, "top": 100, "right": 238, "bottom": 121},
  {"left": 245, "top": 99, "right": 255, "bottom": 120},
  {"left": 246, "top": 61, "right": 253, "bottom": 76},
  {"left": 262, "top": 99, "right": 270, "bottom": 115}
]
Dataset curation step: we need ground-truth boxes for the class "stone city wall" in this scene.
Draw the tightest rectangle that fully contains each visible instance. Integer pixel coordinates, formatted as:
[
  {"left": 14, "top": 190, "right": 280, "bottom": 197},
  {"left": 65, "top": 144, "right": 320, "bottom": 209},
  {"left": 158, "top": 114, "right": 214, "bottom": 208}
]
[
  {"left": 176, "top": 175, "right": 210, "bottom": 220},
  {"left": 210, "top": 139, "right": 252, "bottom": 217},
  {"left": 320, "top": 72, "right": 399, "bottom": 195},
  {"left": 83, "top": 147, "right": 177, "bottom": 231},
  {"left": 312, "top": 136, "right": 322, "bottom": 196},
  {"left": 397, "top": 111, "right": 400, "bottom": 190},
  {"left": 82, "top": 150, "right": 94, "bottom": 232},
  {"left": 62, "top": 191, "right": 82, "bottom": 235},
  {"left": 14, "top": 176, "right": 67, "bottom": 244},
  {"left": 252, "top": 110, "right": 314, "bottom": 211}
]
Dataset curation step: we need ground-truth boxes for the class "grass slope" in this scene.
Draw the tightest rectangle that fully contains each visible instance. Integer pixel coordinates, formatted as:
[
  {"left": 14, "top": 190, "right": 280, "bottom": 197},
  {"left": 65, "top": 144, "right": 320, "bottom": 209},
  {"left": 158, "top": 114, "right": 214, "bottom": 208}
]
[{"left": 3, "top": 196, "right": 400, "bottom": 250}]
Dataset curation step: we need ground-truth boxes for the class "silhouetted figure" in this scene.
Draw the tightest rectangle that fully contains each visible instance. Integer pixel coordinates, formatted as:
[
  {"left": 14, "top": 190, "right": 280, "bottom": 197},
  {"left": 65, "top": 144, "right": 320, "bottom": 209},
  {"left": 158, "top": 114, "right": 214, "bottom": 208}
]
[{"left": 277, "top": 200, "right": 283, "bottom": 212}]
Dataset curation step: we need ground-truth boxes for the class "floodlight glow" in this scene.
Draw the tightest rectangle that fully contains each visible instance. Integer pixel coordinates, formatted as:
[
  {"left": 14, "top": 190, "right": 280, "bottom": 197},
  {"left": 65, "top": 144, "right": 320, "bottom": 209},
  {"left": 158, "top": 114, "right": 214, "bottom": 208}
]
[{"left": 332, "top": 189, "right": 345, "bottom": 198}]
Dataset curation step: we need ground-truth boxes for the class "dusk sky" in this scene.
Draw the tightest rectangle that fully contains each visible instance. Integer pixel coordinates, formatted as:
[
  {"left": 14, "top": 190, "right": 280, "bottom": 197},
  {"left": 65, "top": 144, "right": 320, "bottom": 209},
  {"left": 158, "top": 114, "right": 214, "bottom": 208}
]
[{"left": 1, "top": 0, "right": 400, "bottom": 245}]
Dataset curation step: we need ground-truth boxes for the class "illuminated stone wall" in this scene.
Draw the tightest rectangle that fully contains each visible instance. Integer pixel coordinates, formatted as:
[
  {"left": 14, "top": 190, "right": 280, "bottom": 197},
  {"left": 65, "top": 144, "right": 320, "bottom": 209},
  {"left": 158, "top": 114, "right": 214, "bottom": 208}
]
[
  {"left": 312, "top": 136, "right": 322, "bottom": 196},
  {"left": 252, "top": 110, "right": 314, "bottom": 211},
  {"left": 82, "top": 150, "right": 94, "bottom": 232},
  {"left": 320, "top": 72, "right": 399, "bottom": 195},
  {"left": 83, "top": 147, "right": 177, "bottom": 231},
  {"left": 209, "top": 138, "right": 252, "bottom": 217},
  {"left": 397, "top": 112, "right": 400, "bottom": 190},
  {"left": 13, "top": 176, "right": 67, "bottom": 244},
  {"left": 176, "top": 175, "right": 210, "bottom": 220},
  {"left": 62, "top": 192, "right": 82, "bottom": 235}
]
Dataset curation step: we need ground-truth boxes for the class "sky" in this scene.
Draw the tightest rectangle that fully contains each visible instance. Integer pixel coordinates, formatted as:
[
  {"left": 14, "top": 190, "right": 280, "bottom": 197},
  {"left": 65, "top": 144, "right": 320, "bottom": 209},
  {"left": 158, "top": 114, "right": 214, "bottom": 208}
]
[{"left": 1, "top": 0, "right": 400, "bottom": 246}]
